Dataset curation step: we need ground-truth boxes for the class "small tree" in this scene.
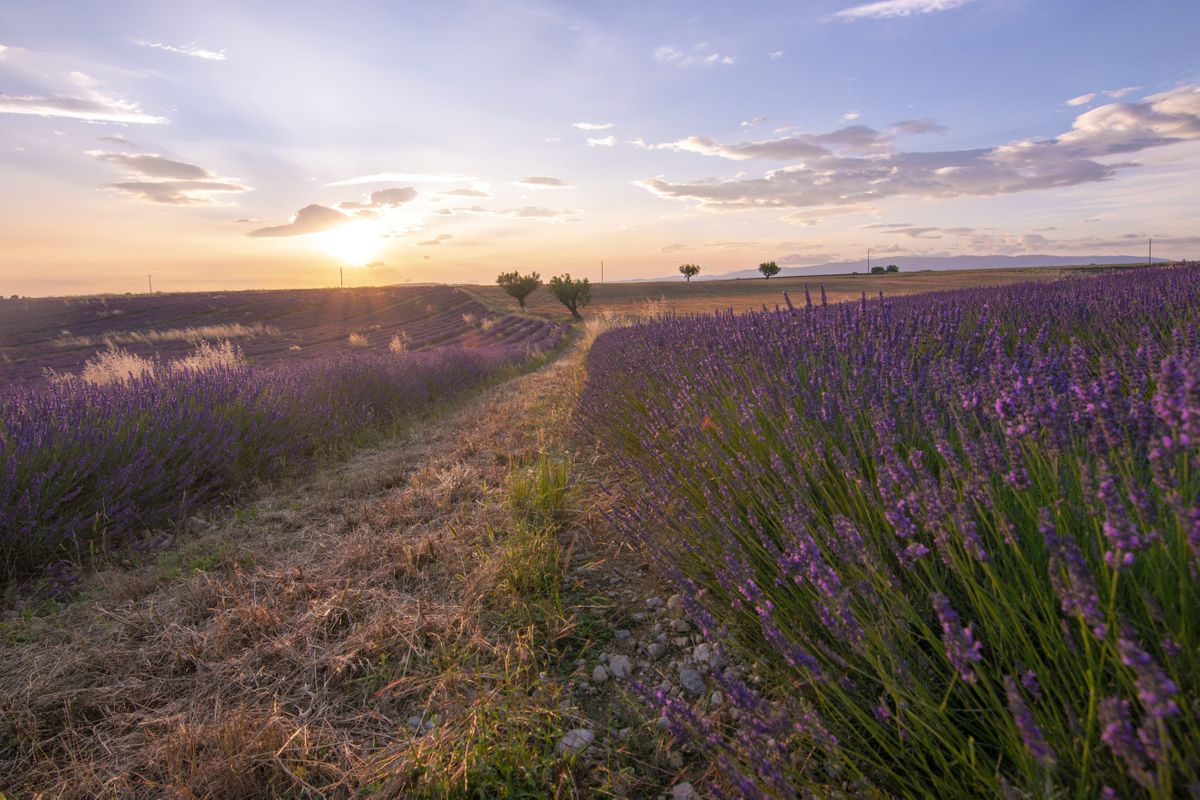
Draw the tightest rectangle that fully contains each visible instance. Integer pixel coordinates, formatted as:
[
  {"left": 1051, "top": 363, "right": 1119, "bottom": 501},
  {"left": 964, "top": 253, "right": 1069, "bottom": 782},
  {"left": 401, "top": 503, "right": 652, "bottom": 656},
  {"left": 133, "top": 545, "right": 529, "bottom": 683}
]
[
  {"left": 547, "top": 274, "right": 591, "bottom": 320},
  {"left": 758, "top": 261, "right": 781, "bottom": 280},
  {"left": 496, "top": 270, "right": 542, "bottom": 309},
  {"left": 885, "top": 264, "right": 900, "bottom": 273},
  {"left": 871, "top": 265, "right": 886, "bottom": 275},
  {"left": 679, "top": 263, "right": 701, "bottom": 282}
]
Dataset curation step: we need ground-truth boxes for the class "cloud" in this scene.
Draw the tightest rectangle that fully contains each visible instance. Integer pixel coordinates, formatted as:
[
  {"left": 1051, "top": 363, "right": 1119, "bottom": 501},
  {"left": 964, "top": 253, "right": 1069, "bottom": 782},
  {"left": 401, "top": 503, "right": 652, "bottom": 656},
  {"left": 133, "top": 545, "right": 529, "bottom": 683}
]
[
  {"left": 98, "top": 133, "right": 132, "bottom": 145},
  {"left": 768, "top": 51, "right": 784, "bottom": 60},
  {"left": 832, "top": 0, "right": 971, "bottom": 20},
  {"left": 105, "top": 180, "right": 249, "bottom": 204},
  {"left": 781, "top": 204, "right": 877, "bottom": 225},
  {"left": 417, "top": 234, "right": 455, "bottom": 246},
  {"left": 573, "top": 121, "right": 614, "bottom": 130},
  {"left": 248, "top": 205, "right": 352, "bottom": 237},
  {"left": 326, "top": 172, "right": 475, "bottom": 186},
  {"left": 637, "top": 124, "right": 890, "bottom": 160},
  {"left": 0, "top": 45, "right": 8, "bottom": 59},
  {"left": 741, "top": 116, "right": 769, "bottom": 128},
  {"left": 635, "top": 84, "right": 1200, "bottom": 212},
  {"left": 87, "top": 150, "right": 214, "bottom": 179},
  {"left": 439, "top": 187, "right": 491, "bottom": 197},
  {"left": 543, "top": 136, "right": 561, "bottom": 143},
  {"left": 889, "top": 118, "right": 948, "bottom": 135},
  {"left": 586, "top": 135, "right": 616, "bottom": 147},
  {"left": 1106, "top": 86, "right": 1140, "bottom": 99},
  {"left": 0, "top": 93, "right": 166, "bottom": 124},
  {"left": 653, "top": 44, "right": 736, "bottom": 67},
  {"left": 133, "top": 39, "right": 225, "bottom": 61},
  {"left": 1066, "top": 86, "right": 1143, "bottom": 107},
  {"left": 842, "top": 111, "right": 861, "bottom": 121},
  {"left": 89, "top": 149, "right": 250, "bottom": 204},
  {"left": 339, "top": 186, "right": 417, "bottom": 209},
  {"left": 434, "top": 205, "right": 578, "bottom": 221},
  {"left": 515, "top": 175, "right": 571, "bottom": 188}
]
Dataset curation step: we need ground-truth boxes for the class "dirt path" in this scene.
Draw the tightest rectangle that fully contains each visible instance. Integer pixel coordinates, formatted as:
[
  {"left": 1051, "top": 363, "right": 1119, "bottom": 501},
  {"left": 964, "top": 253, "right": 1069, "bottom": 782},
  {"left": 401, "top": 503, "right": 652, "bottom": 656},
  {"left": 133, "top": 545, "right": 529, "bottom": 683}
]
[{"left": 0, "top": 332, "right": 697, "bottom": 798}]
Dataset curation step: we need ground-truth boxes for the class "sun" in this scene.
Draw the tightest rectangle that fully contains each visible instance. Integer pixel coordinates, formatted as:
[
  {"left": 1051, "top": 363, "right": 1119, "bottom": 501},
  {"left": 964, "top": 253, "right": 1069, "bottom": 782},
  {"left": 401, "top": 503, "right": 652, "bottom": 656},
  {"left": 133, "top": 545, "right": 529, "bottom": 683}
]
[{"left": 316, "top": 220, "right": 384, "bottom": 266}]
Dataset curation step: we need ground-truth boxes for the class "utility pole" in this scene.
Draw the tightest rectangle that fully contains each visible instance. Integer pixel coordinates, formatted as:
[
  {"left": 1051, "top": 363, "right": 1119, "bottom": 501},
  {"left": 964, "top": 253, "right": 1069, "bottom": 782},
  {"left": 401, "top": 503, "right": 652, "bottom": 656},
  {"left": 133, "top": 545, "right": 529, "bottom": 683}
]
[
  {"left": 867, "top": 248, "right": 871, "bottom": 273},
  {"left": 148, "top": 274, "right": 153, "bottom": 294},
  {"left": 340, "top": 266, "right": 344, "bottom": 288},
  {"left": 1149, "top": 238, "right": 1152, "bottom": 267},
  {"left": 601, "top": 260, "right": 605, "bottom": 283}
]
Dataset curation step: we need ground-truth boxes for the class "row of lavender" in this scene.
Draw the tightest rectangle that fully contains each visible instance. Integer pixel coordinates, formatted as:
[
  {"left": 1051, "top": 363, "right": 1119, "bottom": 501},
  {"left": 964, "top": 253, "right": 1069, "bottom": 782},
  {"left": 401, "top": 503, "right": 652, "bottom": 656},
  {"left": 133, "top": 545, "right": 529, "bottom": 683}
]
[
  {"left": 0, "top": 337, "right": 562, "bottom": 590},
  {"left": 580, "top": 266, "right": 1199, "bottom": 798}
]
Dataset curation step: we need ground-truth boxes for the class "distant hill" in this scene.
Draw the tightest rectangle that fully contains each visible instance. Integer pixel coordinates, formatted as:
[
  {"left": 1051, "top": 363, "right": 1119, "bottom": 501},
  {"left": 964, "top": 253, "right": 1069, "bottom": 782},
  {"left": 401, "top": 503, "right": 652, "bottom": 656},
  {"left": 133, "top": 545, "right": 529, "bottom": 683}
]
[{"left": 638, "top": 254, "right": 1167, "bottom": 282}]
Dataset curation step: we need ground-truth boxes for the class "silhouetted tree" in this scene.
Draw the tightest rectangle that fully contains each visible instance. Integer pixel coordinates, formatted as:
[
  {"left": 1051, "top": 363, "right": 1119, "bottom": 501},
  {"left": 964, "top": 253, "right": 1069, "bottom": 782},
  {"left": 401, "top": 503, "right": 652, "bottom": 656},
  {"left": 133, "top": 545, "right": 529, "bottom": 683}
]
[
  {"left": 886, "top": 264, "right": 900, "bottom": 273},
  {"left": 679, "top": 263, "right": 701, "bottom": 282},
  {"left": 871, "top": 266, "right": 886, "bottom": 274},
  {"left": 758, "top": 261, "right": 781, "bottom": 279},
  {"left": 496, "top": 271, "right": 542, "bottom": 309},
  {"left": 547, "top": 274, "right": 591, "bottom": 320}
]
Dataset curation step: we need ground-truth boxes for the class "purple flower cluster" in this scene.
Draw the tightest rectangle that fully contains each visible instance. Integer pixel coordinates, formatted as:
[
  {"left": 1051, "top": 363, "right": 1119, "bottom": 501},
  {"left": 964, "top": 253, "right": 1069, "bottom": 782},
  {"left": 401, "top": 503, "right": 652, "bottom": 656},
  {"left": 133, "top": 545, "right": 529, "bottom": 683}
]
[{"left": 580, "top": 265, "right": 1200, "bottom": 796}]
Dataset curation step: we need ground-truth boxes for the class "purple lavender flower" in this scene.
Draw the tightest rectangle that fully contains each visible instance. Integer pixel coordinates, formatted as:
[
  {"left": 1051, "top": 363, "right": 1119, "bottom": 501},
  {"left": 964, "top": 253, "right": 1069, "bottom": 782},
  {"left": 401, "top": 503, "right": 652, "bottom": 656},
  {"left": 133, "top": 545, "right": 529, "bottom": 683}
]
[
  {"left": 931, "top": 592, "right": 983, "bottom": 683},
  {"left": 1004, "top": 675, "right": 1055, "bottom": 766}
]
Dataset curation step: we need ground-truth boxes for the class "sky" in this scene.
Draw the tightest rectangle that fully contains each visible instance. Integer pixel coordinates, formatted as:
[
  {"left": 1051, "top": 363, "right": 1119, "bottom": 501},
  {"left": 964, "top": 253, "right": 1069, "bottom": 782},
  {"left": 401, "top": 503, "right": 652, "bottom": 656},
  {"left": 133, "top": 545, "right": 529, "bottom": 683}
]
[{"left": 1, "top": 0, "right": 1198, "bottom": 295}]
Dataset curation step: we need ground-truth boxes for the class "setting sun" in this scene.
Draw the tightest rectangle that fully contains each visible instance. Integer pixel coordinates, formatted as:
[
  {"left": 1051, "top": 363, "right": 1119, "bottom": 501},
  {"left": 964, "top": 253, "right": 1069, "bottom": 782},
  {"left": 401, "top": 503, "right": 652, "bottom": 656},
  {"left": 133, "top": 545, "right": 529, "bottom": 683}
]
[{"left": 315, "top": 221, "right": 384, "bottom": 266}]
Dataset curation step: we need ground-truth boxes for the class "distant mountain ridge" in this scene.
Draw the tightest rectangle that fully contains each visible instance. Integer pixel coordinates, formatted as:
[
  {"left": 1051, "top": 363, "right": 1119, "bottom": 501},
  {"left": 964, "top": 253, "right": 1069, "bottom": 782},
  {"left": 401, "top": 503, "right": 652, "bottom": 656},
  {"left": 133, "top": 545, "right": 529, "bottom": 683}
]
[{"left": 636, "top": 254, "right": 1166, "bottom": 282}]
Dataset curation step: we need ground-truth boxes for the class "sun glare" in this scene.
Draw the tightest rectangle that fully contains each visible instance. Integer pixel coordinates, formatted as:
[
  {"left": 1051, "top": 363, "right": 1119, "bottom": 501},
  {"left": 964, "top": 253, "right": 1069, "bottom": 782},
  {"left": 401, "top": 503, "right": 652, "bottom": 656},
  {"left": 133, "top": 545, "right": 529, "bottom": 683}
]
[{"left": 316, "top": 221, "right": 384, "bottom": 266}]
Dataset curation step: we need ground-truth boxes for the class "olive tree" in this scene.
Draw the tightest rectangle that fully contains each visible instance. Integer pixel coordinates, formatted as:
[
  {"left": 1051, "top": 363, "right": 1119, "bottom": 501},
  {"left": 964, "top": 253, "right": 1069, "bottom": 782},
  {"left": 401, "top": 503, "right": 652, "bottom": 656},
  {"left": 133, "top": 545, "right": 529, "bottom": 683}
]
[
  {"left": 496, "top": 271, "right": 542, "bottom": 309},
  {"left": 547, "top": 274, "right": 591, "bottom": 320},
  {"left": 679, "top": 263, "right": 701, "bottom": 282},
  {"left": 758, "top": 261, "right": 781, "bottom": 279}
]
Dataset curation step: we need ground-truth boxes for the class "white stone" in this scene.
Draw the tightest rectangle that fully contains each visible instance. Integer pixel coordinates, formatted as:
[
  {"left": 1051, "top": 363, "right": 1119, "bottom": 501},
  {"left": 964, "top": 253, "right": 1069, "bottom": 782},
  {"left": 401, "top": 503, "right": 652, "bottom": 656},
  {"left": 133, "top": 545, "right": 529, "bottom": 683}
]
[
  {"left": 557, "top": 728, "right": 595, "bottom": 755},
  {"left": 609, "top": 654, "right": 632, "bottom": 679}
]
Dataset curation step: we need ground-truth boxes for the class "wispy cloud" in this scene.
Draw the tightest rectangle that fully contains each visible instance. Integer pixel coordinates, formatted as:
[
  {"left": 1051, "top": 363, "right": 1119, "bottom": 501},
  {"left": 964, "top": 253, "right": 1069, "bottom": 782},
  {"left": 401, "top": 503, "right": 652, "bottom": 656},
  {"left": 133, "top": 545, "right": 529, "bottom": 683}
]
[
  {"left": 417, "top": 234, "right": 455, "bottom": 245},
  {"left": 636, "top": 83, "right": 1200, "bottom": 212},
  {"left": 832, "top": 0, "right": 971, "bottom": 21},
  {"left": 573, "top": 121, "right": 613, "bottom": 130},
  {"left": 439, "top": 187, "right": 491, "bottom": 197},
  {"left": 432, "top": 205, "right": 578, "bottom": 221},
  {"left": 0, "top": 44, "right": 9, "bottom": 59},
  {"left": 768, "top": 50, "right": 784, "bottom": 60},
  {"left": 88, "top": 149, "right": 250, "bottom": 204},
  {"left": 0, "top": 84, "right": 167, "bottom": 124},
  {"left": 515, "top": 175, "right": 571, "bottom": 188},
  {"left": 1066, "top": 86, "right": 1141, "bottom": 106},
  {"left": 586, "top": 135, "right": 616, "bottom": 147},
  {"left": 842, "top": 110, "right": 861, "bottom": 121},
  {"left": 741, "top": 116, "right": 769, "bottom": 128},
  {"left": 327, "top": 172, "right": 475, "bottom": 186},
  {"left": 133, "top": 39, "right": 226, "bottom": 61},
  {"left": 87, "top": 151, "right": 214, "bottom": 179},
  {"left": 653, "top": 44, "right": 736, "bottom": 67},
  {"left": 249, "top": 205, "right": 351, "bottom": 237},
  {"left": 338, "top": 187, "right": 417, "bottom": 210}
]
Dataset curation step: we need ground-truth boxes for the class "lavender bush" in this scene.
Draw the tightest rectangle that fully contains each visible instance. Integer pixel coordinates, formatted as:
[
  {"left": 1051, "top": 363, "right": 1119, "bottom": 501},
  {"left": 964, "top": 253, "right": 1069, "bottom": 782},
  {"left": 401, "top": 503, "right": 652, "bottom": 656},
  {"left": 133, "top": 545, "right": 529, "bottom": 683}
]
[
  {"left": 580, "top": 266, "right": 1199, "bottom": 797},
  {"left": 0, "top": 340, "right": 561, "bottom": 589}
]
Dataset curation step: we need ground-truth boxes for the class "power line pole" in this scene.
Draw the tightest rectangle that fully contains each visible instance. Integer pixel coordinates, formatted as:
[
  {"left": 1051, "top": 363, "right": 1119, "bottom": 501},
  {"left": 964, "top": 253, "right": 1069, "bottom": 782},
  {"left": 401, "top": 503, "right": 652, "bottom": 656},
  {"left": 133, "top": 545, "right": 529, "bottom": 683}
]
[
  {"left": 601, "top": 260, "right": 605, "bottom": 283},
  {"left": 148, "top": 274, "right": 153, "bottom": 294},
  {"left": 1148, "top": 238, "right": 1152, "bottom": 267},
  {"left": 340, "top": 266, "right": 344, "bottom": 288},
  {"left": 867, "top": 248, "right": 871, "bottom": 273}
]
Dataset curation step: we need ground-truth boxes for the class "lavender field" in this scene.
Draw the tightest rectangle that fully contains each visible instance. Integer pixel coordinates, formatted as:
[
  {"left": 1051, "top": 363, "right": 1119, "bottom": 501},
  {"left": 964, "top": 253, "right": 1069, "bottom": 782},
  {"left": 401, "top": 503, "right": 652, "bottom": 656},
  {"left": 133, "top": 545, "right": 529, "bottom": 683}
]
[
  {"left": 0, "top": 285, "right": 563, "bottom": 386},
  {"left": 0, "top": 287, "right": 566, "bottom": 589},
  {"left": 581, "top": 265, "right": 1199, "bottom": 797}
]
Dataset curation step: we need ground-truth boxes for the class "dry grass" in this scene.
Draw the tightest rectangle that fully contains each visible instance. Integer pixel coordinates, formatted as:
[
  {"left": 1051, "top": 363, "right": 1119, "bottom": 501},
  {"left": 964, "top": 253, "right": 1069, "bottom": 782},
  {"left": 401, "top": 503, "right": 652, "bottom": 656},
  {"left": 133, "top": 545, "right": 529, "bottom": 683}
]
[
  {"left": 0, "top": 331, "right": 663, "bottom": 798},
  {"left": 469, "top": 263, "right": 1155, "bottom": 319},
  {"left": 54, "top": 322, "right": 279, "bottom": 348}
]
